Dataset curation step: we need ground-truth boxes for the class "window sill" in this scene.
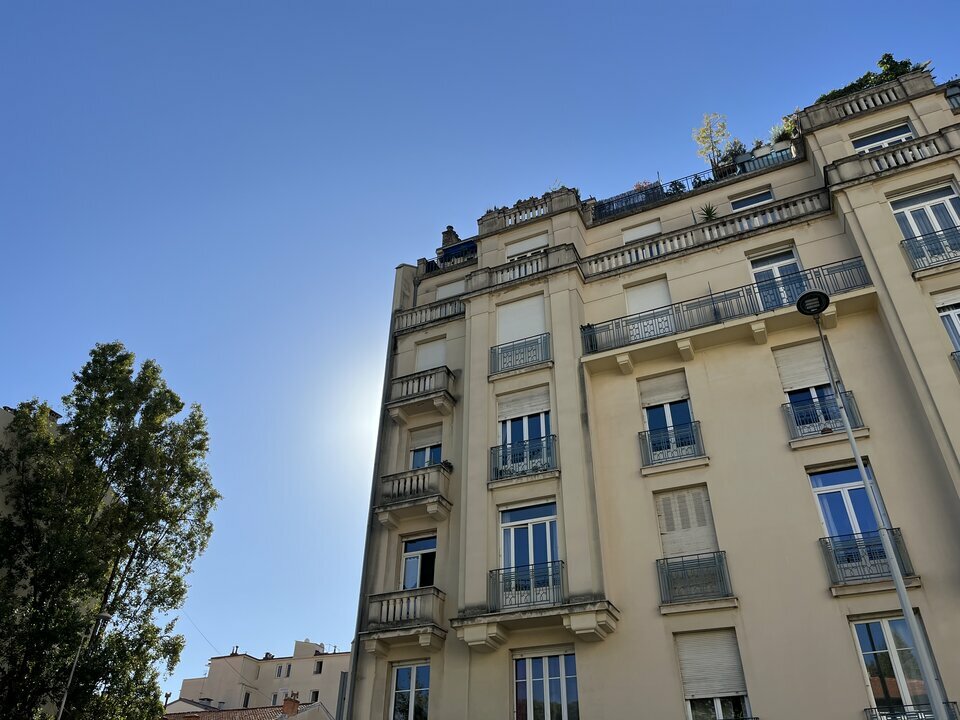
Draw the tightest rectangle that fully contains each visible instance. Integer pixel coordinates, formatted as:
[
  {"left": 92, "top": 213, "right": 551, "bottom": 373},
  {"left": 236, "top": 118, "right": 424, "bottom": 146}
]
[
  {"left": 830, "top": 575, "right": 921, "bottom": 597},
  {"left": 488, "top": 469, "right": 560, "bottom": 490},
  {"left": 640, "top": 455, "right": 710, "bottom": 476},
  {"left": 659, "top": 596, "right": 739, "bottom": 615},
  {"left": 789, "top": 426, "right": 869, "bottom": 450},
  {"left": 488, "top": 360, "right": 554, "bottom": 381}
]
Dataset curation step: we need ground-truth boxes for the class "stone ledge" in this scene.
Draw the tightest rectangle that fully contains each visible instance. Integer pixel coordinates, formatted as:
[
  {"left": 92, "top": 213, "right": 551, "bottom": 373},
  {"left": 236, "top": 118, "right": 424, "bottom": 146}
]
[
  {"left": 913, "top": 261, "right": 960, "bottom": 281},
  {"left": 659, "top": 596, "right": 739, "bottom": 616},
  {"left": 640, "top": 455, "right": 710, "bottom": 477},
  {"left": 360, "top": 624, "right": 447, "bottom": 655},
  {"left": 374, "top": 495, "right": 452, "bottom": 528},
  {"left": 789, "top": 426, "right": 869, "bottom": 450},
  {"left": 488, "top": 360, "right": 554, "bottom": 382},
  {"left": 830, "top": 575, "right": 921, "bottom": 597},
  {"left": 488, "top": 469, "right": 560, "bottom": 491}
]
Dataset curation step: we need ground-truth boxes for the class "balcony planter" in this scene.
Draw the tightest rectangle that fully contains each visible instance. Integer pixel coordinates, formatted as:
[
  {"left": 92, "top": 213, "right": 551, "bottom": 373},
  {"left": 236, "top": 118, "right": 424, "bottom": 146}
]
[
  {"left": 734, "top": 152, "right": 754, "bottom": 164},
  {"left": 771, "top": 139, "right": 792, "bottom": 153},
  {"left": 752, "top": 144, "right": 774, "bottom": 158}
]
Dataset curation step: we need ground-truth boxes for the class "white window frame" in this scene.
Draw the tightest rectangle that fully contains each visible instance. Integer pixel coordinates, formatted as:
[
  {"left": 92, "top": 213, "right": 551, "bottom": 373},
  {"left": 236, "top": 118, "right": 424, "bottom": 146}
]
[
  {"left": 410, "top": 443, "right": 442, "bottom": 470},
  {"left": 809, "top": 467, "right": 874, "bottom": 536},
  {"left": 891, "top": 185, "right": 960, "bottom": 238},
  {"left": 499, "top": 410, "right": 550, "bottom": 446},
  {"left": 730, "top": 189, "right": 774, "bottom": 212},
  {"left": 786, "top": 383, "right": 840, "bottom": 432},
  {"left": 685, "top": 696, "right": 751, "bottom": 720},
  {"left": 513, "top": 652, "right": 579, "bottom": 720},
  {"left": 938, "top": 302, "right": 960, "bottom": 351},
  {"left": 852, "top": 123, "right": 914, "bottom": 154},
  {"left": 852, "top": 616, "right": 927, "bottom": 709},
  {"left": 499, "top": 502, "right": 559, "bottom": 570},
  {"left": 750, "top": 248, "right": 804, "bottom": 309},
  {"left": 401, "top": 534, "right": 437, "bottom": 590},
  {"left": 390, "top": 662, "right": 430, "bottom": 720}
]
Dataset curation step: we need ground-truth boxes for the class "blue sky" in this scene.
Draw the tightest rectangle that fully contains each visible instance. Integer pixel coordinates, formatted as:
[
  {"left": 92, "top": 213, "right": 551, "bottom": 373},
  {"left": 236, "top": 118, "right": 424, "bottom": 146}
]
[{"left": 2, "top": 0, "right": 958, "bottom": 703}]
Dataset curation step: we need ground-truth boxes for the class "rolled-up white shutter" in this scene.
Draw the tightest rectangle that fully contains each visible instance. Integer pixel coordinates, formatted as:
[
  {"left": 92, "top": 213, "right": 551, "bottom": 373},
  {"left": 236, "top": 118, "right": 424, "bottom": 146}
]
[
  {"left": 934, "top": 288, "right": 960, "bottom": 308},
  {"left": 655, "top": 487, "right": 718, "bottom": 557},
  {"left": 676, "top": 629, "right": 747, "bottom": 699},
  {"left": 626, "top": 279, "right": 671, "bottom": 315},
  {"left": 505, "top": 233, "right": 548, "bottom": 259},
  {"left": 409, "top": 425, "right": 442, "bottom": 449},
  {"left": 638, "top": 372, "right": 689, "bottom": 407},
  {"left": 436, "top": 279, "right": 465, "bottom": 300},
  {"left": 497, "top": 296, "right": 546, "bottom": 344},
  {"left": 623, "top": 220, "right": 662, "bottom": 244},
  {"left": 415, "top": 339, "right": 446, "bottom": 371},
  {"left": 772, "top": 342, "right": 829, "bottom": 391},
  {"left": 497, "top": 386, "right": 550, "bottom": 421}
]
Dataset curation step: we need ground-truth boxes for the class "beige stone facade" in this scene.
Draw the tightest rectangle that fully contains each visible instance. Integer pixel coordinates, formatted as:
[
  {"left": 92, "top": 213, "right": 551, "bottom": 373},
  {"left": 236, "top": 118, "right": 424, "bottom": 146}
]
[
  {"left": 178, "top": 640, "right": 349, "bottom": 713},
  {"left": 348, "top": 69, "right": 960, "bottom": 720}
]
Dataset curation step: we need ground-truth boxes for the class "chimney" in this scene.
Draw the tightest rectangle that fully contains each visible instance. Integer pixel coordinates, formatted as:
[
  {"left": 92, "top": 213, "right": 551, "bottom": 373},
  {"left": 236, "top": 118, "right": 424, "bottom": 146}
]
[
  {"left": 282, "top": 692, "right": 300, "bottom": 717},
  {"left": 441, "top": 225, "right": 460, "bottom": 247}
]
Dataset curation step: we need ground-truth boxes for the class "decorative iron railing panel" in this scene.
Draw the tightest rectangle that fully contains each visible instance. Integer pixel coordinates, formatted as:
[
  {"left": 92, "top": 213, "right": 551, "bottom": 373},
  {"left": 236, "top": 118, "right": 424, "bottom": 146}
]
[
  {"left": 819, "top": 528, "right": 913, "bottom": 585},
  {"left": 901, "top": 226, "right": 960, "bottom": 271},
  {"left": 638, "top": 422, "right": 705, "bottom": 466},
  {"left": 366, "top": 586, "right": 445, "bottom": 629},
  {"left": 582, "top": 258, "right": 871, "bottom": 355},
  {"left": 488, "top": 561, "right": 565, "bottom": 611},
  {"left": 489, "top": 435, "right": 558, "bottom": 481},
  {"left": 864, "top": 703, "right": 960, "bottom": 720},
  {"left": 657, "top": 551, "right": 732, "bottom": 604},
  {"left": 379, "top": 465, "right": 450, "bottom": 504},
  {"left": 389, "top": 366, "right": 454, "bottom": 403},
  {"left": 782, "top": 391, "right": 863, "bottom": 439},
  {"left": 490, "top": 333, "right": 551, "bottom": 374}
]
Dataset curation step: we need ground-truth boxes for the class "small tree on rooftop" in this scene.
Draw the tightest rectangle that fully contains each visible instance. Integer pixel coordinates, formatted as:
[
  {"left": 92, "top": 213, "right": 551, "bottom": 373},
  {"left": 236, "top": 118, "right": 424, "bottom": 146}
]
[{"left": 693, "top": 113, "right": 730, "bottom": 169}]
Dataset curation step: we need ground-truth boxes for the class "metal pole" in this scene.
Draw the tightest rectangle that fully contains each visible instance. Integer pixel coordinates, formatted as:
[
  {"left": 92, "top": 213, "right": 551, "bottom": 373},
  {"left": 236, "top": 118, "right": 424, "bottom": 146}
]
[
  {"left": 56, "top": 619, "right": 97, "bottom": 720},
  {"left": 814, "top": 315, "right": 949, "bottom": 720}
]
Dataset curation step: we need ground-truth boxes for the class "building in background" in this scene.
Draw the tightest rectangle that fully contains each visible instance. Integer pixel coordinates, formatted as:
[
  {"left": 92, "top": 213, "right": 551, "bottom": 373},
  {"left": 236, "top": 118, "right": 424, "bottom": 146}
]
[
  {"left": 164, "top": 693, "right": 330, "bottom": 720},
  {"left": 347, "top": 65, "right": 960, "bottom": 720},
  {"left": 175, "top": 640, "right": 349, "bottom": 715}
]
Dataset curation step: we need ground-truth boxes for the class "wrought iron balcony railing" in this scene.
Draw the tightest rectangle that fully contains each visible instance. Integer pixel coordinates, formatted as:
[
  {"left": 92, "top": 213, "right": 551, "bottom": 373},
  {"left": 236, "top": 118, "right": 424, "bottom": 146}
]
[
  {"left": 901, "top": 226, "right": 960, "bottom": 271},
  {"left": 490, "top": 333, "right": 551, "bottom": 374},
  {"left": 819, "top": 528, "right": 914, "bottom": 585},
  {"left": 488, "top": 561, "right": 565, "bottom": 611},
  {"left": 657, "top": 551, "right": 732, "bottom": 604},
  {"left": 782, "top": 391, "right": 864, "bottom": 439},
  {"left": 389, "top": 366, "right": 455, "bottom": 403},
  {"left": 638, "top": 421, "right": 705, "bottom": 466},
  {"left": 366, "top": 586, "right": 445, "bottom": 630},
  {"left": 864, "top": 703, "right": 960, "bottom": 720},
  {"left": 582, "top": 257, "right": 871, "bottom": 355},
  {"left": 489, "top": 435, "right": 558, "bottom": 481}
]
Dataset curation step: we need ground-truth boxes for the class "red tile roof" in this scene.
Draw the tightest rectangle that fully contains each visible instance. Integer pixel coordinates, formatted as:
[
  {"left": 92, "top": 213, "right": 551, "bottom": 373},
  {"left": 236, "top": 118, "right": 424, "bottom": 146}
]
[{"left": 164, "top": 706, "right": 281, "bottom": 720}]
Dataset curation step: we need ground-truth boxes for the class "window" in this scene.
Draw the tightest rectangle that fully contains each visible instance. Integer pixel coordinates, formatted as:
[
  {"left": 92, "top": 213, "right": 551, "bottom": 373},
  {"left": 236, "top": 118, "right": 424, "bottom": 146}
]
[
  {"left": 750, "top": 249, "right": 804, "bottom": 311},
  {"left": 402, "top": 535, "right": 437, "bottom": 589},
  {"left": 391, "top": 663, "right": 429, "bottom": 720},
  {"left": 937, "top": 299, "right": 960, "bottom": 352},
  {"left": 435, "top": 278, "right": 465, "bottom": 300},
  {"left": 854, "top": 617, "right": 929, "bottom": 711},
  {"left": 409, "top": 426, "right": 442, "bottom": 469},
  {"left": 730, "top": 189, "right": 774, "bottom": 212},
  {"left": 676, "top": 629, "right": 750, "bottom": 720},
  {"left": 809, "top": 466, "right": 879, "bottom": 538},
  {"left": 773, "top": 342, "right": 845, "bottom": 436},
  {"left": 497, "top": 295, "right": 546, "bottom": 345},
  {"left": 415, "top": 339, "right": 446, "bottom": 372},
  {"left": 272, "top": 693, "right": 278, "bottom": 705},
  {"left": 499, "top": 503, "right": 560, "bottom": 608},
  {"left": 506, "top": 233, "right": 548, "bottom": 260},
  {"left": 495, "top": 387, "right": 553, "bottom": 478},
  {"left": 853, "top": 123, "right": 914, "bottom": 154},
  {"left": 655, "top": 487, "right": 717, "bottom": 558},
  {"left": 623, "top": 219, "right": 662, "bottom": 244},
  {"left": 285, "top": 663, "right": 291, "bottom": 678},
  {"left": 514, "top": 652, "right": 579, "bottom": 720},
  {"left": 314, "top": 660, "right": 323, "bottom": 674},
  {"left": 276, "top": 664, "right": 282, "bottom": 678},
  {"left": 243, "top": 692, "right": 250, "bottom": 708},
  {"left": 311, "top": 690, "right": 320, "bottom": 703},
  {"left": 892, "top": 187, "right": 960, "bottom": 268},
  {"left": 639, "top": 372, "right": 699, "bottom": 464},
  {"left": 624, "top": 278, "right": 675, "bottom": 341}
]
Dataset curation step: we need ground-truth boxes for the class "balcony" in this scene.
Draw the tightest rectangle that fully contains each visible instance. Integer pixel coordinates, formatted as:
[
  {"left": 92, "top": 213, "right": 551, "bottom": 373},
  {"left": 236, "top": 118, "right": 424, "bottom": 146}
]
[
  {"left": 638, "top": 421, "right": 705, "bottom": 467},
  {"left": 488, "top": 561, "right": 565, "bottom": 612},
  {"left": 592, "top": 147, "right": 797, "bottom": 223},
  {"left": 489, "top": 435, "right": 558, "bottom": 482},
  {"left": 374, "top": 464, "right": 451, "bottom": 527},
  {"left": 782, "top": 391, "right": 864, "bottom": 440},
  {"left": 490, "top": 333, "right": 551, "bottom": 374},
  {"left": 582, "top": 258, "right": 871, "bottom": 356},
  {"left": 386, "top": 366, "right": 455, "bottom": 422},
  {"left": 418, "top": 240, "right": 478, "bottom": 276},
  {"left": 799, "top": 70, "right": 935, "bottom": 130},
  {"left": 362, "top": 586, "right": 447, "bottom": 653},
  {"left": 820, "top": 529, "right": 914, "bottom": 585},
  {"left": 901, "top": 226, "right": 960, "bottom": 272},
  {"left": 864, "top": 703, "right": 960, "bottom": 720},
  {"left": 657, "top": 551, "right": 733, "bottom": 605},
  {"left": 395, "top": 298, "right": 465, "bottom": 334}
]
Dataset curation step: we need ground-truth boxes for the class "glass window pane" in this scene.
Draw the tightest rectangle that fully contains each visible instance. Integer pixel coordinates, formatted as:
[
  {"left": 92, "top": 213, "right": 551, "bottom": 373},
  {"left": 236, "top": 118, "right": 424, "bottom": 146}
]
[
  {"left": 810, "top": 467, "right": 864, "bottom": 488},
  {"left": 910, "top": 209, "right": 936, "bottom": 236},
  {"left": 532, "top": 657, "right": 543, "bottom": 680},
  {"left": 564, "top": 654, "right": 577, "bottom": 678},
  {"left": 669, "top": 399, "right": 692, "bottom": 427},
  {"left": 532, "top": 523, "right": 548, "bottom": 565},
  {"left": 428, "top": 445, "right": 441, "bottom": 465},
  {"left": 503, "top": 528, "right": 512, "bottom": 568},
  {"left": 547, "top": 655, "right": 561, "bottom": 678},
  {"left": 818, "top": 491, "right": 856, "bottom": 536},
  {"left": 690, "top": 698, "right": 718, "bottom": 720},
  {"left": 528, "top": 414, "right": 542, "bottom": 440},
  {"left": 894, "top": 211, "right": 916, "bottom": 239},
  {"left": 511, "top": 417, "right": 524, "bottom": 443},
  {"left": 420, "top": 551, "right": 435, "bottom": 586},
  {"left": 393, "top": 691, "right": 410, "bottom": 720},
  {"left": 848, "top": 488, "right": 879, "bottom": 533},
  {"left": 403, "top": 557, "right": 420, "bottom": 590},
  {"left": 515, "top": 658, "right": 526, "bottom": 681},
  {"left": 543, "top": 411, "right": 551, "bottom": 436},
  {"left": 405, "top": 537, "right": 437, "bottom": 553},
  {"left": 719, "top": 696, "right": 748, "bottom": 718},
  {"left": 514, "top": 527, "right": 529, "bottom": 567},
  {"left": 413, "top": 690, "right": 429, "bottom": 720},
  {"left": 548, "top": 678, "right": 562, "bottom": 720},
  {"left": 646, "top": 404, "right": 668, "bottom": 430},
  {"left": 501, "top": 503, "right": 557, "bottom": 524},
  {"left": 395, "top": 667, "right": 412, "bottom": 691},
  {"left": 412, "top": 448, "right": 426, "bottom": 469},
  {"left": 415, "top": 665, "right": 430, "bottom": 690},
  {"left": 857, "top": 622, "right": 888, "bottom": 652}
]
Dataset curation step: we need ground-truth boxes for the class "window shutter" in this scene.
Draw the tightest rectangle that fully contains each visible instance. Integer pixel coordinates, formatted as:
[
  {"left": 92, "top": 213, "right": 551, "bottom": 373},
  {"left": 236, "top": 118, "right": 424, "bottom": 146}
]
[
  {"left": 435, "top": 279, "right": 465, "bottom": 300},
  {"left": 623, "top": 220, "right": 662, "bottom": 244},
  {"left": 415, "top": 339, "right": 446, "bottom": 371},
  {"left": 772, "top": 342, "right": 831, "bottom": 391},
  {"left": 409, "top": 425, "right": 442, "bottom": 449},
  {"left": 497, "top": 386, "right": 550, "bottom": 421},
  {"left": 505, "top": 233, "right": 548, "bottom": 259},
  {"left": 497, "top": 296, "right": 546, "bottom": 344},
  {"left": 655, "top": 487, "right": 718, "bottom": 557},
  {"left": 934, "top": 289, "right": 960, "bottom": 308},
  {"left": 626, "top": 279, "right": 672, "bottom": 315},
  {"left": 676, "top": 629, "right": 747, "bottom": 699},
  {"left": 638, "top": 372, "right": 689, "bottom": 407}
]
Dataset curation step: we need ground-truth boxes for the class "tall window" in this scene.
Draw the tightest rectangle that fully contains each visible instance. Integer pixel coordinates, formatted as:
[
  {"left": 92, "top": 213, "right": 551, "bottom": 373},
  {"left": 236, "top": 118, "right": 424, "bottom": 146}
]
[
  {"left": 751, "top": 249, "right": 804, "bottom": 311},
  {"left": 937, "top": 302, "right": 960, "bottom": 352},
  {"left": 514, "top": 652, "right": 579, "bottom": 720},
  {"left": 409, "top": 426, "right": 442, "bottom": 470},
  {"left": 809, "top": 466, "right": 879, "bottom": 538},
  {"left": 854, "top": 617, "right": 929, "bottom": 711},
  {"left": 242, "top": 692, "right": 250, "bottom": 708},
  {"left": 676, "top": 629, "right": 750, "bottom": 720},
  {"left": 310, "top": 690, "right": 320, "bottom": 703},
  {"left": 639, "top": 372, "right": 699, "bottom": 463},
  {"left": 774, "top": 342, "right": 845, "bottom": 436},
  {"left": 499, "top": 503, "right": 560, "bottom": 608},
  {"left": 276, "top": 664, "right": 282, "bottom": 678},
  {"left": 391, "top": 663, "right": 429, "bottom": 720},
  {"left": 285, "top": 663, "right": 291, "bottom": 678},
  {"left": 314, "top": 660, "right": 323, "bottom": 674},
  {"left": 402, "top": 536, "right": 436, "bottom": 590},
  {"left": 272, "top": 693, "right": 278, "bottom": 705},
  {"left": 892, "top": 187, "right": 960, "bottom": 266},
  {"left": 495, "top": 387, "right": 553, "bottom": 478}
]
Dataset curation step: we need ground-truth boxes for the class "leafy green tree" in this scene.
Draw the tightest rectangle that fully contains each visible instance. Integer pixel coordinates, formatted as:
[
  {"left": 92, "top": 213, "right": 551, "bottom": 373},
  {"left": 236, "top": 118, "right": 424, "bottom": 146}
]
[
  {"left": 0, "top": 342, "right": 220, "bottom": 720},
  {"left": 816, "top": 53, "right": 927, "bottom": 103}
]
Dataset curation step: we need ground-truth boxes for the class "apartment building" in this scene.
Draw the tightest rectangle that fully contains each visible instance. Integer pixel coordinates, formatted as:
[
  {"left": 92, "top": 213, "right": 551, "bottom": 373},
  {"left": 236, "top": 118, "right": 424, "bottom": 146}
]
[
  {"left": 348, "top": 67, "right": 960, "bottom": 720},
  {"left": 177, "top": 640, "right": 349, "bottom": 713}
]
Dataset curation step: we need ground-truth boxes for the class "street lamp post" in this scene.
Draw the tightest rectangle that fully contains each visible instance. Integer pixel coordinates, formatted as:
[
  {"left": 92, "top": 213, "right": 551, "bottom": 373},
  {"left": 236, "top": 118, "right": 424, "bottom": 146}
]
[
  {"left": 796, "top": 290, "right": 949, "bottom": 720},
  {"left": 56, "top": 611, "right": 113, "bottom": 720}
]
